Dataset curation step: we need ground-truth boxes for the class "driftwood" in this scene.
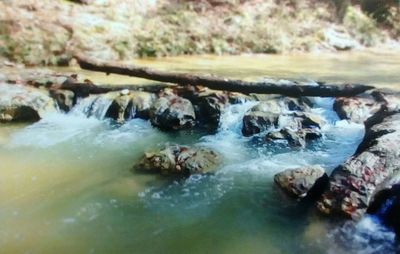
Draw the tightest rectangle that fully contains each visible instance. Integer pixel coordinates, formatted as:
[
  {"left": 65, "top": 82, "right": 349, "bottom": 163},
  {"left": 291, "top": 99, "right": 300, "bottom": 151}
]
[{"left": 75, "top": 54, "right": 374, "bottom": 97}]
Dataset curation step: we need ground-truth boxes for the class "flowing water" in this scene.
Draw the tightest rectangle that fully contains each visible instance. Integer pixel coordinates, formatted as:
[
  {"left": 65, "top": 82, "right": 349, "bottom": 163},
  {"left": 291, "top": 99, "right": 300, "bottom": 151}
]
[{"left": 1, "top": 51, "right": 400, "bottom": 254}]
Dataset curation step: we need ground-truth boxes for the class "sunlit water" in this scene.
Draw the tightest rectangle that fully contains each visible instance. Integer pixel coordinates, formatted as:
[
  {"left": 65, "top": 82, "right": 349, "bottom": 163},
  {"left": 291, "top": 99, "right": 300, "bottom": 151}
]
[
  {"left": 1, "top": 51, "right": 400, "bottom": 253},
  {"left": 53, "top": 49, "right": 400, "bottom": 90}
]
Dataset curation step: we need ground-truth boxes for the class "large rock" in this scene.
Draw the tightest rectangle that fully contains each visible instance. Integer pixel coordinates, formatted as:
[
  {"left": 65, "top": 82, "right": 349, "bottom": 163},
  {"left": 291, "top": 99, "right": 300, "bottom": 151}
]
[
  {"left": 178, "top": 86, "right": 253, "bottom": 128},
  {"left": 134, "top": 145, "right": 220, "bottom": 176},
  {"left": 317, "top": 112, "right": 400, "bottom": 219},
  {"left": 367, "top": 177, "right": 400, "bottom": 236},
  {"left": 333, "top": 96, "right": 381, "bottom": 123},
  {"left": 274, "top": 165, "right": 328, "bottom": 198},
  {"left": 105, "top": 90, "right": 155, "bottom": 123},
  {"left": 265, "top": 127, "right": 322, "bottom": 147},
  {"left": 242, "top": 98, "right": 323, "bottom": 137},
  {"left": 150, "top": 94, "right": 196, "bottom": 130},
  {"left": 0, "top": 83, "right": 57, "bottom": 122}
]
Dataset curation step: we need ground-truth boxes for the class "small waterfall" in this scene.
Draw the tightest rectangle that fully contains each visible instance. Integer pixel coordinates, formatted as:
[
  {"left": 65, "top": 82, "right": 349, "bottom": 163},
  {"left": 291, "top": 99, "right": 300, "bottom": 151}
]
[{"left": 70, "top": 94, "right": 114, "bottom": 120}]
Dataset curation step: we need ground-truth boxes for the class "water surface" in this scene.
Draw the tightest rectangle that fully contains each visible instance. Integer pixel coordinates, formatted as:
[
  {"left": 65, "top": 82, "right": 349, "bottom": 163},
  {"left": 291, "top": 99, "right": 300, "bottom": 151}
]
[{"left": 1, "top": 51, "right": 400, "bottom": 254}]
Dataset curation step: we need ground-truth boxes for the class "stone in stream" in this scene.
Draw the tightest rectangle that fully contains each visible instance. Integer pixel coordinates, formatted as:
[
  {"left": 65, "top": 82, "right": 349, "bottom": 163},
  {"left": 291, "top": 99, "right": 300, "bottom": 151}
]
[
  {"left": 0, "top": 83, "right": 57, "bottom": 122},
  {"left": 317, "top": 111, "right": 400, "bottom": 219},
  {"left": 265, "top": 128, "right": 322, "bottom": 147},
  {"left": 274, "top": 165, "right": 328, "bottom": 198},
  {"left": 242, "top": 97, "right": 324, "bottom": 137},
  {"left": 134, "top": 145, "right": 220, "bottom": 176},
  {"left": 333, "top": 96, "right": 382, "bottom": 123},
  {"left": 367, "top": 175, "right": 400, "bottom": 236},
  {"left": 49, "top": 89, "right": 75, "bottom": 112},
  {"left": 177, "top": 85, "right": 253, "bottom": 128},
  {"left": 105, "top": 90, "right": 155, "bottom": 123},
  {"left": 149, "top": 93, "right": 196, "bottom": 130}
]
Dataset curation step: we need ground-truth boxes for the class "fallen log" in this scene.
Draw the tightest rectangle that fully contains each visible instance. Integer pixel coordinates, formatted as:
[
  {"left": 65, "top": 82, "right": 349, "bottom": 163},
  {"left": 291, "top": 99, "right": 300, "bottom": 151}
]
[{"left": 74, "top": 53, "right": 374, "bottom": 97}]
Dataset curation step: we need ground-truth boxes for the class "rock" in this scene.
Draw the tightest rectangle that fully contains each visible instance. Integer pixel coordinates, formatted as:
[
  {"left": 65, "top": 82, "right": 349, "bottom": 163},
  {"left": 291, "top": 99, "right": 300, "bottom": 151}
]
[
  {"left": 177, "top": 86, "right": 252, "bottom": 128},
  {"left": 150, "top": 95, "right": 196, "bottom": 130},
  {"left": 324, "top": 26, "right": 359, "bottom": 51},
  {"left": 317, "top": 112, "right": 400, "bottom": 219},
  {"left": 134, "top": 145, "right": 220, "bottom": 176},
  {"left": 266, "top": 127, "right": 322, "bottom": 147},
  {"left": 265, "top": 128, "right": 306, "bottom": 147},
  {"left": 242, "top": 111, "right": 279, "bottom": 136},
  {"left": 105, "top": 91, "right": 155, "bottom": 122},
  {"left": 49, "top": 89, "right": 75, "bottom": 112},
  {"left": 333, "top": 96, "right": 381, "bottom": 123},
  {"left": 367, "top": 173, "right": 400, "bottom": 236},
  {"left": 0, "top": 83, "right": 57, "bottom": 122},
  {"left": 242, "top": 98, "right": 322, "bottom": 137},
  {"left": 274, "top": 165, "right": 328, "bottom": 198}
]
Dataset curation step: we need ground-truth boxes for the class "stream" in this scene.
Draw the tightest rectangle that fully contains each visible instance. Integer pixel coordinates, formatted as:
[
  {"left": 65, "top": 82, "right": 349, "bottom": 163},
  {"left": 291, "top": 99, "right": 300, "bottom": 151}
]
[{"left": 1, "top": 51, "right": 400, "bottom": 254}]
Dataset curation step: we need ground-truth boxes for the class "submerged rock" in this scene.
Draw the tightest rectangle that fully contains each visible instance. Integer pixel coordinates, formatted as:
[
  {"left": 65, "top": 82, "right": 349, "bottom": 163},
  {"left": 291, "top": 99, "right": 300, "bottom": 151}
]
[
  {"left": 0, "top": 83, "right": 57, "bottom": 122},
  {"left": 274, "top": 165, "right": 328, "bottom": 198},
  {"left": 134, "top": 145, "right": 220, "bottom": 176},
  {"left": 150, "top": 94, "right": 196, "bottom": 130},
  {"left": 105, "top": 90, "right": 155, "bottom": 123},
  {"left": 334, "top": 96, "right": 381, "bottom": 123},
  {"left": 317, "top": 112, "right": 400, "bottom": 219}
]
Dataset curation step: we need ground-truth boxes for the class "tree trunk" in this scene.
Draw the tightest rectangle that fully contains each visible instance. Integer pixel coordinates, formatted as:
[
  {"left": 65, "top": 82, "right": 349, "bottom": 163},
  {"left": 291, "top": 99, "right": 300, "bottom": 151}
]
[{"left": 74, "top": 54, "right": 374, "bottom": 97}]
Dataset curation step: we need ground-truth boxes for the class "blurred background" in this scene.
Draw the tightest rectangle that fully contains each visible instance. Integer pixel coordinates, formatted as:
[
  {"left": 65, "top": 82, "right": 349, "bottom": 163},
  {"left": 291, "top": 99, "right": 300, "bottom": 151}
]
[{"left": 0, "top": 0, "right": 399, "bottom": 66}]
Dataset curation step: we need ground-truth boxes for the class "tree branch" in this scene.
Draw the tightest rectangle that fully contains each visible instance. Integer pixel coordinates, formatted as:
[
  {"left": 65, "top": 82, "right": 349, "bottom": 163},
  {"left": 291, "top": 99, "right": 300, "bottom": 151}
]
[{"left": 74, "top": 54, "right": 374, "bottom": 97}]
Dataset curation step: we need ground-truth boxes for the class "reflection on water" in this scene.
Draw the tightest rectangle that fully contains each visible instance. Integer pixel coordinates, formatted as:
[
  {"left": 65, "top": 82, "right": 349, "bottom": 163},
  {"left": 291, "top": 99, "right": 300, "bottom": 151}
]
[{"left": 1, "top": 51, "right": 400, "bottom": 253}]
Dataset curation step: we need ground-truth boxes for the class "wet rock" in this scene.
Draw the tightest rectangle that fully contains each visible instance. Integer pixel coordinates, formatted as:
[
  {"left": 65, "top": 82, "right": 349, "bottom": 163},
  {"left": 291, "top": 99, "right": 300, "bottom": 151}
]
[
  {"left": 178, "top": 86, "right": 252, "bottom": 128},
  {"left": 134, "top": 145, "right": 220, "bottom": 176},
  {"left": 274, "top": 165, "right": 328, "bottom": 198},
  {"left": 265, "top": 127, "right": 322, "bottom": 147},
  {"left": 367, "top": 177, "right": 400, "bottom": 236},
  {"left": 0, "top": 83, "right": 57, "bottom": 122},
  {"left": 334, "top": 96, "right": 381, "bottom": 123},
  {"left": 266, "top": 128, "right": 306, "bottom": 147},
  {"left": 150, "top": 94, "right": 196, "bottom": 130},
  {"left": 49, "top": 89, "right": 75, "bottom": 112},
  {"left": 242, "top": 98, "right": 322, "bottom": 137},
  {"left": 105, "top": 90, "right": 155, "bottom": 122},
  {"left": 0, "top": 106, "right": 40, "bottom": 122},
  {"left": 317, "top": 112, "right": 400, "bottom": 219}
]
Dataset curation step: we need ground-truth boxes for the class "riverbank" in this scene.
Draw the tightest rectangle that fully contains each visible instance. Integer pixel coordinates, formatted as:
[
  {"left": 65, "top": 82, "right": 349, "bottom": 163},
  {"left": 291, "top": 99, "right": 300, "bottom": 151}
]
[{"left": 1, "top": 0, "right": 399, "bottom": 66}]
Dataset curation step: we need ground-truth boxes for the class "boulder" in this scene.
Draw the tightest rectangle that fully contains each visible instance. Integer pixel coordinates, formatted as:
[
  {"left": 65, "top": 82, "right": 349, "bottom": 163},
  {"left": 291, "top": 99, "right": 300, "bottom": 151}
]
[
  {"left": 367, "top": 179, "right": 400, "bottom": 236},
  {"left": 274, "top": 165, "right": 328, "bottom": 198},
  {"left": 333, "top": 96, "right": 381, "bottom": 123},
  {"left": 266, "top": 128, "right": 306, "bottom": 147},
  {"left": 49, "top": 89, "right": 75, "bottom": 112},
  {"left": 178, "top": 86, "right": 253, "bottom": 128},
  {"left": 150, "top": 94, "right": 196, "bottom": 130},
  {"left": 134, "top": 145, "right": 220, "bottom": 176},
  {"left": 317, "top": 112, "right": 400, "bottom": 219},
  {"left": 0, "top": 83, "right": 57, "bottom": 122},
  {"left": 105, "top": 90, "right": 155, "bottom": 123},
  {"left": 242, "top": 98, "right": 323, "bottom": 137},
  {"left": 265, "top": 128, "right": 322, "bottom": 147}
]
